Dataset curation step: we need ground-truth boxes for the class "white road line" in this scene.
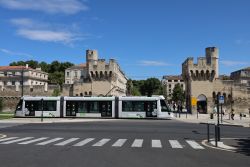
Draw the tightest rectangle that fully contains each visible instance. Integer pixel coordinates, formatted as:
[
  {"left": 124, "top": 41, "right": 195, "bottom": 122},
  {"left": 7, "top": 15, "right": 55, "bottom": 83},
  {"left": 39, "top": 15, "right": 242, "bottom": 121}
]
[
  {"left": 73, "top": 138, "right": 95, "bottom": 147},
  {"left": 131, "top": 139, "right": 143, "bottom": 147},
  {"left": 0, "top": 137, "right": 33, "bottom": 144},
  {"left": 55, "top": 138, "right": 79, "bottom": 146},
  {"left": 112, "top": 139, "right": 127, "bottom": 147},
  {"left": 92, "top": 139, "right": 111, "bottom": 147},
  {"left": 169, "top": 140, "right": 183, "bottom": 148},
  {"left": 36, "top": 138, "right": 63, "bottom": 145},
  {"left": 152, "top": 140, "right": 162, "bottom": 148},
  {"left": 0, "top": 137, "right": 19, "bottom": 142},
  {"left": 186, "top": 140, "right": 204, "bottom": 149},
  {"left": 18, "top": 137, "right": 48, "bottom": 145}
]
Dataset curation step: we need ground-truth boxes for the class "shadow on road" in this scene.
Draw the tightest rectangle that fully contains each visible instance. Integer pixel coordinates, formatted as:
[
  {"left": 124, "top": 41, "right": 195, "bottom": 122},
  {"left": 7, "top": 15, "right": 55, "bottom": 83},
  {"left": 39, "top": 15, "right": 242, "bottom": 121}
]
[{"left": 234, "top": 138, "right": 250, "bottom": 156}]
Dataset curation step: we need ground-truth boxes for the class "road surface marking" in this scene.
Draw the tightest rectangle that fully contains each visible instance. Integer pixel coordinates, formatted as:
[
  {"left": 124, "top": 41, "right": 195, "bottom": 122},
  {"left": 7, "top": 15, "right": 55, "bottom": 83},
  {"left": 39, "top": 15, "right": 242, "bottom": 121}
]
[
  {"left": 131, "top": 139, "right": 143, "bottom": 147},
  {"left": 152, "top": 140, "right": 162, "bottom": 148},
  {"left": 73, "top": 138, "right": 95, "bottom": 147},
  {"left": 36, "top": 138, "right": 63, "bottom": 145},
  {"left": 112, "top": 139, "right": 127, "bottom": 147},
  {"left": 55, "top": 138, "right": 79, "bottom": 146},
  {"left": 186, "top": 140, "right": 204, "bottom": 149},
  {"left": 0, "top": 137, "right": 19, "bottom": 142},
  {"left": 18, "top": 137, "right": 48, "bottom": 145},
  {"left": 92, "top": 138, "right": 111, "bottom": 147},
  {"left": 0, "top": 137, "right": 33, "bottom": 144},
  {"left": 169, "top": 140, "right": 183, "bottom": 148}
]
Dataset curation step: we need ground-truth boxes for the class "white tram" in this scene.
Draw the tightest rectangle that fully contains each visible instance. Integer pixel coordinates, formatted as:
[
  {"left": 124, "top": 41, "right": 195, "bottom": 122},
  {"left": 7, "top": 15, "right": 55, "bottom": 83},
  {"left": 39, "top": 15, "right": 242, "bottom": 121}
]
[{"left": 15, "top": 96, "right": 173, "bottom": 119}]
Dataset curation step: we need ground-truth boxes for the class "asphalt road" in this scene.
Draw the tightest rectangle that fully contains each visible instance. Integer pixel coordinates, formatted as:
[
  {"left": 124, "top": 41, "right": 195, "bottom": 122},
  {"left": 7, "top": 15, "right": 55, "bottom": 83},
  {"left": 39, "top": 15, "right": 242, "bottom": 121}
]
[{"left": 0, "top": 119, "right": 249, "bottom": 167}]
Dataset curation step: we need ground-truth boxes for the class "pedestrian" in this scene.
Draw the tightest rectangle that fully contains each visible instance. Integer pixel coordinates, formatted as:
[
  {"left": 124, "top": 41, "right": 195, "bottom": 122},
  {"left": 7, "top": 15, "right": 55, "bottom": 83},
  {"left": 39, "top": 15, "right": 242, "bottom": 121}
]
[
  {"left": 231, "top": 109, "right": 235, "bottom": 120},
  {"left": 213, "top": 106, "right": 217, "bottom": 114},
  {"left": 180, "top": 105, "right": 183, "bottom": 113},
  {"left": 249, "top": 108, "right": 250, "bottom": 117},
  {"left": 173, "top": 103, "right": 176, "bottom": 112},
  {"left": 222, "top": 108, "right": 226, "bottom": 116}
]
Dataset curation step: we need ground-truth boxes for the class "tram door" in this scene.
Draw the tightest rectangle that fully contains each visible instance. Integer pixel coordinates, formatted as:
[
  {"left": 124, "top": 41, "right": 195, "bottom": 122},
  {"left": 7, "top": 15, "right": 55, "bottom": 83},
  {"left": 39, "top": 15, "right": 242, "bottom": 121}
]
[
  {"left": 100, "top": 101, "right": 112, "bottom": 117},
  {"left": 24, "top": 101, "right": 37, "bottom": 116},
  {"left": 145, "top": 101, "right": 157, "bottom": 118}
]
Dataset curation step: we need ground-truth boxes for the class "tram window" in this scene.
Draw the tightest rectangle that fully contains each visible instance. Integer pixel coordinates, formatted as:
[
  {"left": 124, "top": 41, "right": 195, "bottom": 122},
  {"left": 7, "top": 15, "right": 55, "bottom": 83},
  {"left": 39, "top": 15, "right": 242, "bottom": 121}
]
[
  {"left": 133, "top": 101, "right": 144, "bottom": 111},
  {"left": 89, "top": 101, "right": 99, "bottom": 113},
  {"left": 144, "top": 101, "right": 157, "bottom": 112},
  {"left": 77, "top": 101, "right": 87, "bottom": 113},
  {"left": 43, "top": 101, "right": 57, "bottom": 111},
  {"left": 25, "top": 101, "right": 42, "bottom": 111},
  {"left": 122, "top": 101, "right": 146, "bottom": 112},
  {"left": 160, "top": 100, "right": 169, "bottom": 112},
  {"left": 122, "top": 101, "right": 133, "bottom": 111}
]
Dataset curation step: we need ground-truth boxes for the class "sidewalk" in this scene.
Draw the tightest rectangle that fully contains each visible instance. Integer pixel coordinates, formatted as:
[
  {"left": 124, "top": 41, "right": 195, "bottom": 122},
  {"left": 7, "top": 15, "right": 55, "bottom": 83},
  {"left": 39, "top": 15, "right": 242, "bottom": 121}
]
[
  {"left": 173, "top": 113, "right": 250, "bottom": 127},
  {"left": 0, "top": 118, "right": 118, "bottom": 124}
]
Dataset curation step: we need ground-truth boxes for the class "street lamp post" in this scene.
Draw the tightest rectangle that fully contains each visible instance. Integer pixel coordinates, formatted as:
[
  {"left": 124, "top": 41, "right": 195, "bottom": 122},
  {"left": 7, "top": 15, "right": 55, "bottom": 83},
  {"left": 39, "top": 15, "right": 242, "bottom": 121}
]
[{"left": 21, "top": 67, "right": 24, "bottom": 97}]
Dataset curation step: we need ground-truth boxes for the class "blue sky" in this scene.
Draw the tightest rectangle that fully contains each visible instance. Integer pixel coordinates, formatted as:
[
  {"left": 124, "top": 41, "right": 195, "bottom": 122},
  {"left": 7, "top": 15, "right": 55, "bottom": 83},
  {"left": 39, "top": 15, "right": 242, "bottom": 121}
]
[{"left": 0, "top": 0, "right": 250, "bottom": 79}]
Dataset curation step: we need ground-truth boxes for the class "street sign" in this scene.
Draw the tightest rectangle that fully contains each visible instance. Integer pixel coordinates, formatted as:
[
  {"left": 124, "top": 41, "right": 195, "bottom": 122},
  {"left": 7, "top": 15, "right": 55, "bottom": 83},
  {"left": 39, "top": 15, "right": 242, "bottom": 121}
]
[
  {"left": 191, "top": 97, "right": 197, "bottom": 106},
  {"left": 219, "top": 95, "right": 224, "bottom": 104}
]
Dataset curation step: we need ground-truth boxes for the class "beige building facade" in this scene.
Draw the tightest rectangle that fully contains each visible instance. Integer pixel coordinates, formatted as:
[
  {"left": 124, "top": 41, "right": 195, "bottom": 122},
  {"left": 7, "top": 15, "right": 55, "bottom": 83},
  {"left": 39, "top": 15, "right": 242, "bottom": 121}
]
[
  {"left": 0, "top": 65, "right": 49, "bottom": 92},
  {"left": 162, "top": 75, "right": 185, "bottom": 101},
  {"left": 182, "top": 47, "right": 250, "bottom": 114},
  {"left": 63, "top": 50, "right": 127, "bottom": 96}
]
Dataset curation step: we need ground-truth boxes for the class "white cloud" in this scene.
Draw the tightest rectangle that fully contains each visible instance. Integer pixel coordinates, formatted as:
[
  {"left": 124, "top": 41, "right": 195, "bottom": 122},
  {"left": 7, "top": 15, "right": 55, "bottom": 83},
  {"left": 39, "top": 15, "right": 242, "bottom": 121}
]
[
  {"left": 0, "top": 0, "right": 88, "bottom": 14},
  {"left": 220, "top": 60, "right": 248, "bottom": 66},
  {"left": 138, "top": 60, "right": 170, "bottom": 66},
  {"left": 0, "top": 48, "right": 33, "bottom": 58},
  {"left": 17, "top": 29, "right": 80, "bottom": 43},
  {"left": 10, "top": 18, "right": 87, "bottom": 45}
]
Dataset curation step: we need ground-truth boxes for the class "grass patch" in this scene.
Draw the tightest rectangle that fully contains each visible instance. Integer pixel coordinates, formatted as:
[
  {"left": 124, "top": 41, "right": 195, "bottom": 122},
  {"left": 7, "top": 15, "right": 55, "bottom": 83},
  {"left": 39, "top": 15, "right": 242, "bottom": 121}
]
[{"left": 0, "top": 112, "right": 14, "bottom": 120}]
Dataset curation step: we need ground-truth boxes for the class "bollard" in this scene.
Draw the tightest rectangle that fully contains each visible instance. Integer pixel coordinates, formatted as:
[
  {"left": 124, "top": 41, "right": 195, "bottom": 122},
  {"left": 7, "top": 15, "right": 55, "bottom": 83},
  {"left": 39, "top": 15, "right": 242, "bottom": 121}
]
[
  {"left": 217, "top": 126, "right": 220, "bottom": 141},
  {"left": 207, "top": 124, "right": 210, "bottom": 142},
  {"left": 215, "top": 125, "right": 218, "bottom": 147}
]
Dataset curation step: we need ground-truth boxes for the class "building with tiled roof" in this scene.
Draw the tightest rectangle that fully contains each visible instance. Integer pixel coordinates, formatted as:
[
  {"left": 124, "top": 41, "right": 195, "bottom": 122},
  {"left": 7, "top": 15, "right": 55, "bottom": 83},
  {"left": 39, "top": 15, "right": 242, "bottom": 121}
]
[
  {"left": 230, "top": 66, "right": 250, "bottom": 86},
  {"left": 0, "top": 65, "right": 48, "bottom": 92},
  {"left": 162, "top": 75, "right": 185, "bottom": 101}
]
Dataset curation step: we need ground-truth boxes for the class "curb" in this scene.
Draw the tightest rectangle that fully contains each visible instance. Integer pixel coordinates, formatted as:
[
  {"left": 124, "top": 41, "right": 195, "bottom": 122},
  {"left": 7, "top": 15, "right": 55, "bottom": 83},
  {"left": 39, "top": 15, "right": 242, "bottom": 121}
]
[{"left": 201, "top": 137, "right": 248, "bottom": 152}]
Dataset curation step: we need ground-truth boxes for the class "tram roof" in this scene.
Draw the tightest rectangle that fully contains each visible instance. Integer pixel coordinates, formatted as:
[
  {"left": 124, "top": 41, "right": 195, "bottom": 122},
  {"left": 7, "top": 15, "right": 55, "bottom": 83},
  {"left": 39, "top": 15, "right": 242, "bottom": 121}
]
[
  {"left": 64, "top": 96, "right": 116, "bottom": 101},
  {"left": 22, "top": 96, "right": 61, "bottom": 100}
]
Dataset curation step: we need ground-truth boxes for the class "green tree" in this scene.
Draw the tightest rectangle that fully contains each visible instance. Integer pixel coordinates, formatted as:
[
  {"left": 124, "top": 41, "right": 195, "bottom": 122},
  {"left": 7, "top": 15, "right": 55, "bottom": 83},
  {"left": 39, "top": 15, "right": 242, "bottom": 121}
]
[
  {"left": 126, "top": 79, "right": 133, "bottom": 96},
  {"left": 172, "top": 83, "right": 185, "bottom": 103},
  {"left": 144, "top": 78, "right": 161, "bottom": 97},
  {"left": 52, "top": 88, "right": 61, "bottom": 96},
  {"left": 49, "top": 72, "right": 65, "bottom": 86},
  {"left": 9, "top": 60, "right": 74, "bottom": 86}
]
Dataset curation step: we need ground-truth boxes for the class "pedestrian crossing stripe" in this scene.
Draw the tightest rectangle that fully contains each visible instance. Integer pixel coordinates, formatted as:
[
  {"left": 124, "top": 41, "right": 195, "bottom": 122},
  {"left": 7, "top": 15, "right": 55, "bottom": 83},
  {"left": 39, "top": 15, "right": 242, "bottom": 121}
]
[
  {"left": 0, "top": 137, "right": 205, "bottom": 150},
  {"left": 112, "top": 139, "right": 127, "bottom": 147},
  {"left": 19, "top": 137, "right": 48, "bottom": 145},
  {"left": 55, "top": 138, "right": 79, "bottom": 146},
  {"left": 0, "top": 137, "right": 33, "bottom": 144},
  {"left": 73, "top": 138, "right": 94, "bottom": 147},
  {"left": 92, "top": 138, "right": 110, "bottom": 147},
  {"left": 131, "top": 139, "right": 143, "bottom": 147},
  {"left": 169, "top": 140, "right": 183, "bottom": 148},
  {"left": 152, "top": 140, "right": 162, "bottom": 148},
  {"left": 36, "top": 138, "right": 63, "bottom": 145}
]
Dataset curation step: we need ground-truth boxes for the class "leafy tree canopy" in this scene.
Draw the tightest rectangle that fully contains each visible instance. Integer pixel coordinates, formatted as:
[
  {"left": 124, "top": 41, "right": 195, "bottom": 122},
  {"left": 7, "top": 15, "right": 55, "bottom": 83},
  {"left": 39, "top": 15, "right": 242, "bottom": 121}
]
[
  {"left": 9, "top": 60, "right": 74, "bottom": 86},
  {"left": 172, "top": 83, "right": 185, "bottom": 103}
]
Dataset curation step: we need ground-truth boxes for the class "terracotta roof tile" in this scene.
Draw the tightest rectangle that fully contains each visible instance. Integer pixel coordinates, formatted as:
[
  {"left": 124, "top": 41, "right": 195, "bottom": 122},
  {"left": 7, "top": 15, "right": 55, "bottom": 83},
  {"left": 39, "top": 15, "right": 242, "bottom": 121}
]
[{"left": 0, "top": 66, "right": 33, "bottom": 71}]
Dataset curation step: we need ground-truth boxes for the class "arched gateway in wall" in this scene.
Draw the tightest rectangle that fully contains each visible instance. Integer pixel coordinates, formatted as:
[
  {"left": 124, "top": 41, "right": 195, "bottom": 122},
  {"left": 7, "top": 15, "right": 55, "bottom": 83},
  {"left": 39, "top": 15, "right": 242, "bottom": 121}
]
[{"left": 197, "top": 94, "right": 207, "bottom": 113}]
